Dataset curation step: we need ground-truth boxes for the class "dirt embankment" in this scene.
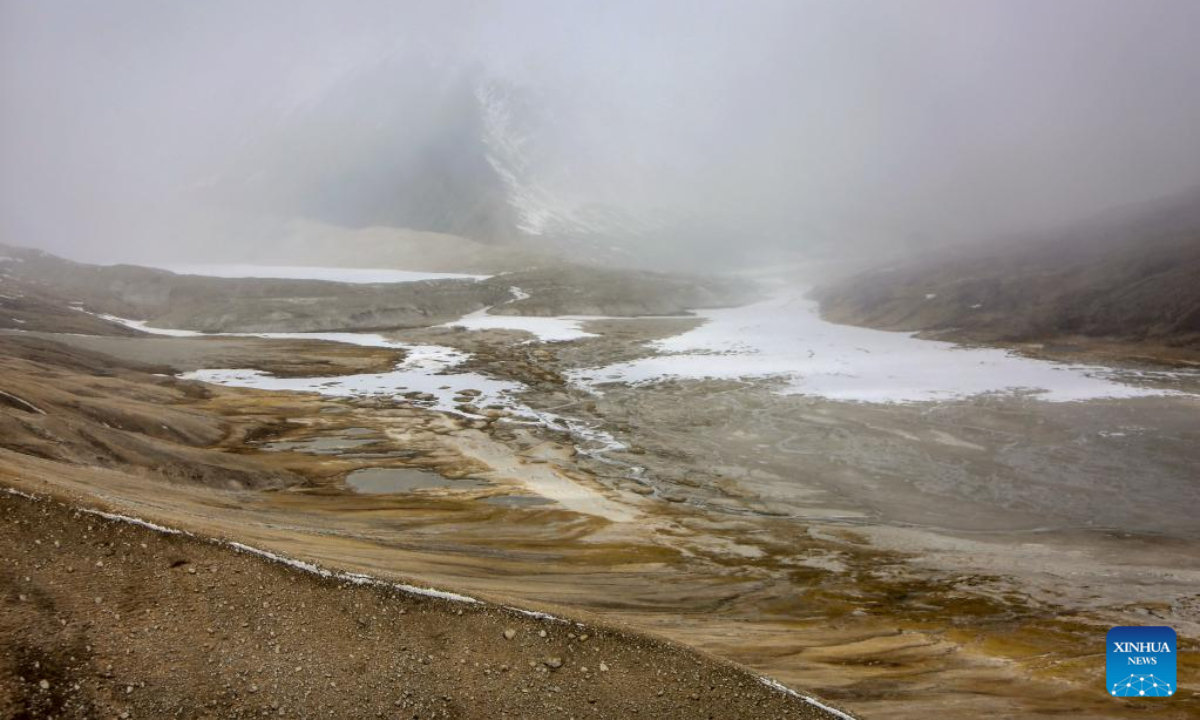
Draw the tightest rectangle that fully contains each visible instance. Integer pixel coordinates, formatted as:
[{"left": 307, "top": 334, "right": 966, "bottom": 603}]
[{"left": 0, "top": 489, "right": 840, "bottom": 720}]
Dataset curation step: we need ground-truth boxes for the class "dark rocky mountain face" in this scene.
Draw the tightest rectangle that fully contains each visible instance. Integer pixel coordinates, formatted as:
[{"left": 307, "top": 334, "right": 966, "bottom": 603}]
[{"left": 180, "top": 63, "right": 736, "bottom": 272}]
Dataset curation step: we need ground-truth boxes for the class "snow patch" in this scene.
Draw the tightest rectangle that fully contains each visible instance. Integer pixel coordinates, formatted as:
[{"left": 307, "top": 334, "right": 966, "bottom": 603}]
[
  {"left": 83, "top": 509, "right": 191, "bottom": 536},
  {"left": 572, "top": 292, "right": 1184, "bottom": 403},
  {"left": 0, "top": 390, "right": 46, "bottom": 414},
  {"left": 180, "top": 359, "right": 519, "bottom": 418},
  {"left": 503, "top": 606, "right": 568, "bottom": 622},
  {"left": 758, "top": 676, "right": 859, "bottom": 719},
  {"left": 98, "top": 314, "right": 205, "bottom": 337},
  {"left": 440, "top": 309, "right": 601, "bottom": 342},
  {"left": 96, "top": 311, "right": 620, "bottom": 452},
  {"left": 153, "top": 263, "right": 489, "bottom": 284},
  {"left": 224, "top": 543, "right": 480, "bottom": 603}
]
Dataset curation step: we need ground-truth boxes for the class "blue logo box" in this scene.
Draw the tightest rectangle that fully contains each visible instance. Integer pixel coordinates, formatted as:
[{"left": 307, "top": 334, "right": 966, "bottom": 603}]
[{"left": 1107, "top": 626, "right": 1176, "bottom": 697}]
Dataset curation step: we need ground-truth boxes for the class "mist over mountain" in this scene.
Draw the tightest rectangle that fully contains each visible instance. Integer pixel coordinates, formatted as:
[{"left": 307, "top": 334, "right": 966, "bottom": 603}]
[
  {"left": 4, "top": 6, "right": 1200, "bottom": 718},
  {"left": 213, "top": 68, "right": 520, "bottom": 243},
  {"left": 816, "top": 185, "right": 1200, "bottom": 358},
  {"left": 5, "top": 1, "right": 1200, "bottom": 272}
]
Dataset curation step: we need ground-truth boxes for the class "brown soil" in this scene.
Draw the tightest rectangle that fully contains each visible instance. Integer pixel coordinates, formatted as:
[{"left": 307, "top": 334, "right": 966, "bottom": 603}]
[
  {"left": 3, "top": 290, "right": 1198, "bottom": 719},
  {"left": 6, "top": 332, "right": 405, "bottom": 379},
  {"left": 0, "top": 335, "right": 296, "bottom": 490},
  {"left": 0, "top": 489, "right": 837, "bottom": 720}
]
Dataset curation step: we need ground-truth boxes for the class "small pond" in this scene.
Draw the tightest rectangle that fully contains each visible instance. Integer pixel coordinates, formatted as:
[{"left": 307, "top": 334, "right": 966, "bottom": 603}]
[{"left": 345, "top": 467, "right": 491, "bottom": 494}]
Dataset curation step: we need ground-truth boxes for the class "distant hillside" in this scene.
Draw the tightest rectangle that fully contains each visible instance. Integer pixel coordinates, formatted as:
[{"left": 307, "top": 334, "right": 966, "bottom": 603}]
[
  {"left": 0, "top": 243, "right": 510, "bottom": 334},
  {"left": 815, "top": 190, "right": 1200, "bottom": 362},
  {"left": 0, "top": 244, "right": 756, "bottom": 334}
]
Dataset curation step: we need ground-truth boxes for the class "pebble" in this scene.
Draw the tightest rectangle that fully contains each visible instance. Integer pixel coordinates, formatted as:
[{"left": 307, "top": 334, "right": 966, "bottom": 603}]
[
  {"left": 544, "top": 657, "right": 563, "bottom": 669},
  {"left": 503, "top": 629, "right": 516, "bottom": 640}
]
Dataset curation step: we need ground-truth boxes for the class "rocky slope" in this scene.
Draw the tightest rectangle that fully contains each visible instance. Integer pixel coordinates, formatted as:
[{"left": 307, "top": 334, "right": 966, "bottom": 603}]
[
  {"left": 0, "top": 244, "right": 510, "bottom": 334},
  {"left": 815, "top": 189, "right": 1200, "bottom": 362},
  {"left": 0, "top": 489, "right": 839, "bottom": 720},
  {"left": 0, "top": 244, "right": 755, "bottom": 334},
  {"left": 488, "top": 266, "right": 756, "bottom": 317},
  {"left": 0, "top": 320, "right": 848, "bottom": 719}
]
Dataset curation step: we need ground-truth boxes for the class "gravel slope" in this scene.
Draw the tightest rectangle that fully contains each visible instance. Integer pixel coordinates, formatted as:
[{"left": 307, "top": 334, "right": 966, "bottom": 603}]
[{"left": 0, "top": 488, "right": 851, "bottom": 719}]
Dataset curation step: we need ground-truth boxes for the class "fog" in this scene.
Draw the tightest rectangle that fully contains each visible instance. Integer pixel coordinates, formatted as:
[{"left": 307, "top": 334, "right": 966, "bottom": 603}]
[{"left": 3, "top": 0, "right": 1200, "bottom": 269}]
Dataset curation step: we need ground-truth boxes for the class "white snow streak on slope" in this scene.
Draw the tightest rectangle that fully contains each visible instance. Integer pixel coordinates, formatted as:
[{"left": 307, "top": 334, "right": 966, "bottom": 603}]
[
  {"left": 440, "top": 308, "right": 600, "bottom": 342},
  {"left": 437, "top": 285, "right": 603, "bottom": 342}
]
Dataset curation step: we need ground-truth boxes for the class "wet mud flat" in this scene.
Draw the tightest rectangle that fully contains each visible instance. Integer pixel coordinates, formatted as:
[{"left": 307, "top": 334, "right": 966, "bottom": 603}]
[
  {"left": 345, "top": 467, "right": 492, "bottom": 494},
  {"left": 5, "top": 313, "right": 1200, "bottom": 718}
]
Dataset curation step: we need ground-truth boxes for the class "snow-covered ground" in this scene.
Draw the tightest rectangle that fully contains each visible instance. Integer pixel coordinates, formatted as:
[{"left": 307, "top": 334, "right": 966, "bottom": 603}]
[
  {"left": 100, "top": 312, "right": 621, "bottom": 449},
  {"left": 440, "top": 307, "right": 601, "bottom": 342},
  {"left": 571, "top": 292, "right": 1180, "bottom": 403},
  {"left": 101, "top": 285, "right": 1187, "bottom": 453},
  {"left": 437, "top": 285, "right": 606, "bottom": 342},
  {"left": 97, "top": 314, "right": 520, "bottom": 414},
  {"left": 181, "top": 345, "right": 519, "bottom": 416},
  {"left": 155, "top": 263, "right": 489, "bottom": 284}
]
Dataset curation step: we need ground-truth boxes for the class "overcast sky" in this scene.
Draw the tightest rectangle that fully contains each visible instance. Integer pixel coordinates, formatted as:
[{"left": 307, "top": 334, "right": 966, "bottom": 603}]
[{"left": 3, "top": 0, "right": 1200, "bottom": 265}]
